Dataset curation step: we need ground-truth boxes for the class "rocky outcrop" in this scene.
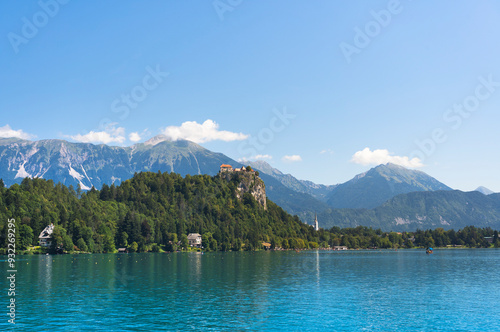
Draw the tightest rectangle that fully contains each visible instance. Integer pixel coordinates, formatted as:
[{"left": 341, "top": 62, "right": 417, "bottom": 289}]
[{"left": 219, "top": 171, "right": 267, "bottom": 210}]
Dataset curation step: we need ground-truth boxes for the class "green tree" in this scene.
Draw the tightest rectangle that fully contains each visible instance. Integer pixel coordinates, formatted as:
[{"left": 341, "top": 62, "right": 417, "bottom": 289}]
[
  {"left": 77, "top": 238, "right": 88, "bottom": 252},
  {"left": 18, "top": 224, "right": 33, "bottom": 250},
  {"left": 180, "top": 234, "right": 188, "bottom": 250},
  {"left": 129, "top": 241, "right": 138, "bottom": 253},
  {"left": 51, "top": 225, "right": 67, "bottom": 252},
  {"left": 405, "top": 239, "right": 414, "bottom": 248},
  {"left": 63, "top": 234, "right": 74, "bottom": 252},
  {"left": 138, "top": 241, "right": 147, "bottom": 252},
  {"left": 103, "top": 234, "right": 115, "bottom": 253},
  {"left": 119, "top": 231, "right": 129, "bottom": 247},
  {"left": 210, "top": 238, "right": 218, "bottom": 251},
  {"left": 233, "top": 238, "right": 242, "bottom": 251},
  {"left": 309, "top": 241, "right": 319, "bottom": 249}
]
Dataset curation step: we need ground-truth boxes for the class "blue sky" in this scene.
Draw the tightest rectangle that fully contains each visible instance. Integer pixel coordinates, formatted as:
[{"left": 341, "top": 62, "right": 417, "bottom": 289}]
[{"left": 1, "top": 0, "right": 500, "bottom": 191}]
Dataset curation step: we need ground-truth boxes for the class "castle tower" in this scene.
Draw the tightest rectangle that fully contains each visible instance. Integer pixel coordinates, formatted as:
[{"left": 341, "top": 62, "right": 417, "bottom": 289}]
[{"left": 314, "top": 213, "right": 319, "bottom": 231}]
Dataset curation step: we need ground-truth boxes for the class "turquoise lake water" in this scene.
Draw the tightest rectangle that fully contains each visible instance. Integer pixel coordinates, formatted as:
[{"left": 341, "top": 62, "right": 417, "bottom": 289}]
[{"left": 2, "top": 249, "right": 500, "bottom": 331}]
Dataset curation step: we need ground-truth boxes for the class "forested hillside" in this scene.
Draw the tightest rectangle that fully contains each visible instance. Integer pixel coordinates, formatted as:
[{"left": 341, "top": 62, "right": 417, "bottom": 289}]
[
  {"left": 0, "top": 172, "right": 317, "bottom": 253},
  {"left": 1, "top": 173, "right": 498, "bottom": 254}
]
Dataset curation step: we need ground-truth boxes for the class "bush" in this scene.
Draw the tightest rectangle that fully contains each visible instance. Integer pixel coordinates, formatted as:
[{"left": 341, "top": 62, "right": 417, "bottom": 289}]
[{"left": 129, "top": 241, "right": 138, "bottom": 253}]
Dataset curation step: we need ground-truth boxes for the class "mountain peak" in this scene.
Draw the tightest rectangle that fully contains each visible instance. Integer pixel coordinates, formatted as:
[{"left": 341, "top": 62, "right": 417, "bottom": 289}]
[
  {"left": 475, "top": 186, "right": 494, "bottom": 195},
  {"left": 142, "top": 135, "right": 204, "bottom": 151},
  {"left": 326, "top": 163, "right": 451, "bottom": 209},
  {"left": 372, "top": 163, "right": 428, "bottom": 179},
  {"left": 382, "top": 162, "right": 406, "bottom": 169},
  {"left": 375, "top": 162, "right": 412, "bottom": 172},
  {"left": 144, "top": 135, "right": 171, "bottom": 146}
]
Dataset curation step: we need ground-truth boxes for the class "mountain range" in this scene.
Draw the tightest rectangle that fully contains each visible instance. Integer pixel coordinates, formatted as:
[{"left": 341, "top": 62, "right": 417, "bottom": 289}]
[
  {"left": 1, "top": 135, "right": 498, "bottom": 231},
  {"left": 0, "top": 135, "right": 234, "bottom": 190}
]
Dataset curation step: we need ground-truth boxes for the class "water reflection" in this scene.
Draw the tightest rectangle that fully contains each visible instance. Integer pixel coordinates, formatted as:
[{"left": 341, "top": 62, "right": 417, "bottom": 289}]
[
  {"left": 315, "top": 250, "right": 320, "bottom": 285},
  {"left": 38, "top": 255, "right": 52, "bottom": 295}
]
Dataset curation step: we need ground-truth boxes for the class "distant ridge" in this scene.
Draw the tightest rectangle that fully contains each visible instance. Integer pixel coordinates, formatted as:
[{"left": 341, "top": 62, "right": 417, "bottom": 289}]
[
  {"left": 246, "top": 160, "right": 336, "bottom": 201},
  {"left": 319, "top": 190, "right": 500, "bottom": 231}
]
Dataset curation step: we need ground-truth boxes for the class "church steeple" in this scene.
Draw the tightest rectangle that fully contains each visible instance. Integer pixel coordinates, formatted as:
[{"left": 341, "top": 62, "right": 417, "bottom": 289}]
[{"left": 314, "top": 213, "right": 319, "bottom": 231}]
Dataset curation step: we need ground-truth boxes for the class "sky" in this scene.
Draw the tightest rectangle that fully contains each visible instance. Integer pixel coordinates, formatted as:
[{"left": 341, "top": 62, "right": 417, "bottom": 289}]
[{"left": 1, "top": 0, "right": 500, "bottom": 192}]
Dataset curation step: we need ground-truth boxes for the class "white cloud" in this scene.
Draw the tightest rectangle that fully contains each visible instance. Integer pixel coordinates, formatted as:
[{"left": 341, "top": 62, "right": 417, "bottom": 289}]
[
  {"left": 129, "top": 132, "right": 142, "bottom": 142},
  {"left": 320, "top": 149, "right": 334, "bottom": 155},
  {"left": 254, "top": 154, "right": 272, "bottom": 160},
  {"left": 282, "top": 155, "right": 302, "bottom": 162},
  {"left": 351, "top": 147, "right": 423, "bottom": 168},
  {"left": 70, "top": 125, "right": 126, "bottom": 144},
  {"left": 238, "top": 154, "right": 273, "bottom": 162},
  {"left": 0, "top": 124, "right": 34, "bottom": 139},
  {"left": 161, "top": 119, "right": 248, "bottom": 143}
]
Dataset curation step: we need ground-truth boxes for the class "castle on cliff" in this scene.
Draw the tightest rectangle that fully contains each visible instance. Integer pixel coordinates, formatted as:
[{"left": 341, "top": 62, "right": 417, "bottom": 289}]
[
  {"left": 220, "top": 164, "right": 257, "bottom": 174},
  {"left": 219, "top": 164, "right": 266, "bottom": 210}
]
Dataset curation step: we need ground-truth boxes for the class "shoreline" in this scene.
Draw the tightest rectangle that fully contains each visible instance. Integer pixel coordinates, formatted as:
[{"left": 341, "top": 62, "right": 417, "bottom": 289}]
[{"left": 6, "top": 245, "right": 498, "bottom": 256}]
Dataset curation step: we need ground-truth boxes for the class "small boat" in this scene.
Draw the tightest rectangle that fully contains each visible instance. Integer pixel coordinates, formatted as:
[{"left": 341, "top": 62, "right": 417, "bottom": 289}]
[{"left": 426, "top": 247, "right": 433, "bottom": 254}]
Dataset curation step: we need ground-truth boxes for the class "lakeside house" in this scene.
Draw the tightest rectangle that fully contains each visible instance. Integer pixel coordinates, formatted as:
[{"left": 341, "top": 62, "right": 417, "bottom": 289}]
[
  {"left": 333, "top": 246, "right": 348, "bottom": 250},
  {"left": 39, "top": 223, "right": 55, "bottom": 247},
  {"left": 187, "top": 233, "right": 202, "bottom": 248}
]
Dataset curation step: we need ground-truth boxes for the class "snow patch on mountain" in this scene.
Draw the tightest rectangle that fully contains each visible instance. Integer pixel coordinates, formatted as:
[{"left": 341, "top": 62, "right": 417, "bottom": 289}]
[
  {"left": 15, "top": 162, "right": 31, "bottom": 179},
  {"left": 78, "top": 182, "right": 91, "bottom": 190},
  {"left": 34, "top": 165, "right": 50, "bottom": 179},
  {"left": 188, "top": 149, "right": 201, "bottom": 174},
  {"left": 80, "top": 166, "right": 94, "bottom": 189},
  {"left": 69, "top": 165, "right": 84, "bottom": 181},
  {"left": 68, "top": 164, "right": 92, "bottom": 190}
]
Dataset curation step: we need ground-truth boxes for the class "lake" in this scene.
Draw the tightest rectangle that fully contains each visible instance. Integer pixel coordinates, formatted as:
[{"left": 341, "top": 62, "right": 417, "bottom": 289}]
[{"left": 3, "top": 249, "right": 500, "bottom": 331}]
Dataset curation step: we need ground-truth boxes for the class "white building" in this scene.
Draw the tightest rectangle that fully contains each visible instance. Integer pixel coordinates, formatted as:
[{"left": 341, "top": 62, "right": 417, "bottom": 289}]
[
  {"left": 39, "top": 223, "right": 55, "bottom": 247},
  {"left": 187, "top": 233, "right": 202, "bottom": 248}
]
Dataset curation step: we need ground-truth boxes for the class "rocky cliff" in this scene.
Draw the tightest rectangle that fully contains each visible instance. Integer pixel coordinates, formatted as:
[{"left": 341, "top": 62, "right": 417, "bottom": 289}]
[{"left": 219, "top": 170, "right": 267, "bottom": 210}]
